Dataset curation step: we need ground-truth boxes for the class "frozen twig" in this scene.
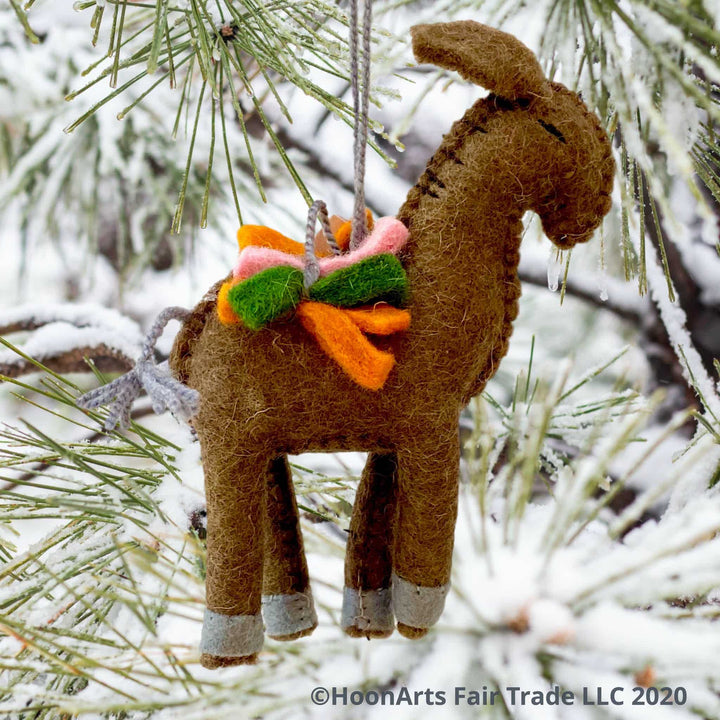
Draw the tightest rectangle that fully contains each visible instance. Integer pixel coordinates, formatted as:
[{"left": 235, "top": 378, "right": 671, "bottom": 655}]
[
  {"left": 0, "top": 344, "right": 134, "bottom": 380},
  {"left": 0, "top": 303, "right": 141, "bottom": 338}
]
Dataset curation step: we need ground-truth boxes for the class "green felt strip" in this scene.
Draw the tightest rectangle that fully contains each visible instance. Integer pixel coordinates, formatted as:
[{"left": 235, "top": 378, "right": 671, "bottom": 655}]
[
  {"left": 227, "top": 265, "right": 304, "bottom": 330},
  {"left": 228, "top": 254, "right": 409, "bottom": 329},
  {"left": 309, "top": 254, "right": 409, "bottom": 308}
]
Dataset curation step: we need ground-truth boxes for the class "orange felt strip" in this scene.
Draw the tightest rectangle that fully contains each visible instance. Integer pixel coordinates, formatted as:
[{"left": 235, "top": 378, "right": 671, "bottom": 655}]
[
  {"left": 237, "top": 225, "right": 304, "bottom": 256},
  {"left": 239, "top": 223, "right": 337, "bottom": 258},
  {"left": 334, "top": 209, "right": 375, "bottom": 251},
  {"left": 312, "top": 234, "right": 337, "bottom": 259},
  {"left": 296, "top": 301, "right": 395, "bottom": 391},
  {"left": 344, "top": 304, "right": 411, "bottom": 335},
  {"left": 217, "top": 281, "right": 242, "bottom": 325},
  {"left": 238, "top": 211, "right": 375, "bottom": 258}
]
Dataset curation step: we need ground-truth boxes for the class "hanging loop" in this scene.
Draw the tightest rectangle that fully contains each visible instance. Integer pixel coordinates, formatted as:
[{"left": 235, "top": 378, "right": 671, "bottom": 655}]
[
  {"left": 304, "top": 199, "right": 340, "bottom": 290},
  {"left": 349, "top": 0, "right": 373, "bottom": 251}
]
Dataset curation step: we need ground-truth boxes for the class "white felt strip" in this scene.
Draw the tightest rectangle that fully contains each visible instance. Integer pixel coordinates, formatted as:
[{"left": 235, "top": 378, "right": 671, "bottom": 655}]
[
  {"left": 200, "top": 609, "right": 264, "bottom": 657},
  {"left": 341, "top": 586, "right": 394, "bottom": 633},
  {"left": 262, "top": 591, "right": 317, "bottom": 638},
  {"left": 391, "top": 572, "right": 449, "bottom": 628}
]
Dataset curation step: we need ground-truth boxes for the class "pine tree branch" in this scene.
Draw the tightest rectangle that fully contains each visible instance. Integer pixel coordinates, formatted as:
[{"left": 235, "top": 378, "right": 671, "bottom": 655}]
[
  {"left": 0, "top": 406, "right": 156, "bottom": 493},
  {"left": 640, "top": 177, "right": 720, "bottom": 378},
  {"left": 8, "top": 0, "right": 39, "bottom": 44},
  {"left": 270, "top": 121, "right": 385, "bottom": 217},
  {"left": 516, "top": 265, "right": 646, "bottom": 323},
  {"left": 0, "top": 345, "right": 134, "bottom": 380},
  {"left": 0, "top": 304, "right": 143, "bottom": 336},
  {"left": 632, "top": 172, "right": 718, "bottom": 421},
  {"left": 0, "top": 306, "right": 144, "bottom": 380}
]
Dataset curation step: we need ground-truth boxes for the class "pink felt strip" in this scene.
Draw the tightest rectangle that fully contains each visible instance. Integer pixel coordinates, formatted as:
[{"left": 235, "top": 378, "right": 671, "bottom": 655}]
[{"left": 233, "top": 216, "right": 409, "bottom": 281}]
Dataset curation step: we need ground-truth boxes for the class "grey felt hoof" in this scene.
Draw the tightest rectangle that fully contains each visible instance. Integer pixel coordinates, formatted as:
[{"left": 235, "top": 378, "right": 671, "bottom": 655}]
[
  {"left": 200, "top": 609, "right": 264, "bottom": 658},
  {"left": 341, "top": 587, "right": 395, "bottom": 638},
  {"left": 262, "top": 591, "right": 318, "bottom": 640},
  {"left": 391, "top": 572, "right": 449, "bottom": 629}
]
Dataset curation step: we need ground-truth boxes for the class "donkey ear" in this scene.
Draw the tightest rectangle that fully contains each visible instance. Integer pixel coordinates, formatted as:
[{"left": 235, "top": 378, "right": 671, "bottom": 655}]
[{"left": 410, "top": 20, "right": 549, "bottom": 101}]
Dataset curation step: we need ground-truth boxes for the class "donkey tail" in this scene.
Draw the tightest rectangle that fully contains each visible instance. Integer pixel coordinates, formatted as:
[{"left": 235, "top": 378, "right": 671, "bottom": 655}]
[{"left": 78, "top": 306, "right": 199, "bottom": 431}]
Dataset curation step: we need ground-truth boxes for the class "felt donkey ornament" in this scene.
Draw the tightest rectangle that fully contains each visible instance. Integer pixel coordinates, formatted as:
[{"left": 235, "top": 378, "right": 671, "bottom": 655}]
[{"left": 78, "top": 20, "right": 614, "bottom": 668}]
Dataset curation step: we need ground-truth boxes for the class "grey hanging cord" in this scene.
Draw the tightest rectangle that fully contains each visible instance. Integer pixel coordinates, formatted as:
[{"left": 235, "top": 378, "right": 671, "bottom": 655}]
[
  {"left": 302, "top": 0, "right": 371, "bottom": 285},
  {"left": 304, "top": 199, "right": 340, "bottom": 290},
  {"left": 349, "top": 0, "right": 373, "bottom": 251},
  {"left": 76, "top": 306, "right": 199, "bottom": 431}
]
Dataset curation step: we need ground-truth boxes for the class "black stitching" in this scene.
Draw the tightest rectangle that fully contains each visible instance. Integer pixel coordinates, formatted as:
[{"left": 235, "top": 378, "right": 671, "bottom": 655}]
[
  {"left": 425, "top": 169, "right": 446, "bottom": 188},
  {"left": 538, "top": 119, "right": 566, "bottom": 143},
  {"left": 445, "top": 149, "right": 464, "bottom": 165},
  {"left": 418, "top": 183, "right": 440, "bottom": 199},
  {"left": 461, "top": 117, "right": 488, "bottom": 134}
]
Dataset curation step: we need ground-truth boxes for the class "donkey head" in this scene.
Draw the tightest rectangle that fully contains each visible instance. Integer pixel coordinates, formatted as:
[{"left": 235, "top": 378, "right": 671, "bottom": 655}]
[{"left": 411, "top": 21, "right": 615, "bottom": 249}]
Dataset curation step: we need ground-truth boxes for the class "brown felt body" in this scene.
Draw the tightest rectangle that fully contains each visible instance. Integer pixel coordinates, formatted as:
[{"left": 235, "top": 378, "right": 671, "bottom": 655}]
[
  {"left": 173, "top": 79, "right": 613, "bottom": 453},
  {"left": 263, "top": 456, "right": 310, "bottom": 597},
  {"left": 344, "top": 452, "right": 397, "bottom": 592},
  {"left": 168, "top": 19, "right": 615, "bottom": 660}
]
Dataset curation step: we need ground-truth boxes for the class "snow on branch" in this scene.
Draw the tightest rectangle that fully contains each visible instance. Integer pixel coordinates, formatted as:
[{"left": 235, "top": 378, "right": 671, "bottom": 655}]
[
  {"left": 0, "top": 303, "right": 141, "bottom": 339},
  {"left": 0, "top": 342, "right": 134, "bottom": 380},
  {"left": 641, "top": 235, "right": 720, "bottom": 420},
  {"left": 0, "top": 304, "right": 143, "bottom": 380}
]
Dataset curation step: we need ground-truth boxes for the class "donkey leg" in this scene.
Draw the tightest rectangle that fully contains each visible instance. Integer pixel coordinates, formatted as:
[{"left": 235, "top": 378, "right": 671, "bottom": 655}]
[
  {"left": 262, "top": 456, "right": 318, "bottom": 640},
  {"left": 392, "top": 429, "right": 459, "bottom": 639},
  {"left": 342, "top": 452, "right": 397, "bottom": 638},
  {"left": 199, "top": 447, "right": 268, "bottom": 669}
]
